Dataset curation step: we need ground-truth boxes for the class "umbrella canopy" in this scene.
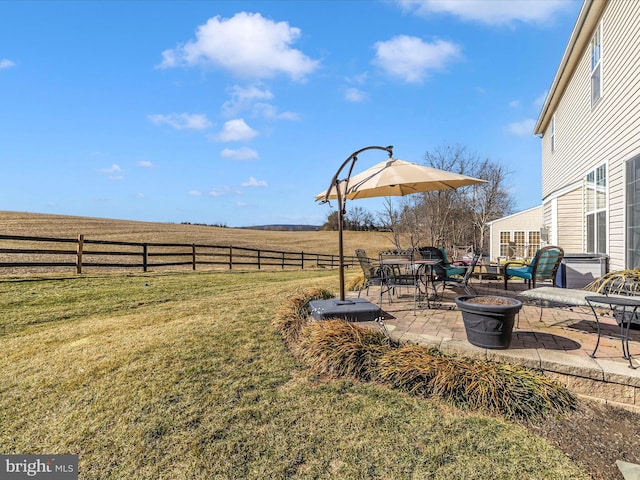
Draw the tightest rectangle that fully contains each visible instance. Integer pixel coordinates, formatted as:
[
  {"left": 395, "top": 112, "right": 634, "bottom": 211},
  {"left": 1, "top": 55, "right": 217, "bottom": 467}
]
[{"left": 316, "top": 158, "right": 486, "bottom": 202}]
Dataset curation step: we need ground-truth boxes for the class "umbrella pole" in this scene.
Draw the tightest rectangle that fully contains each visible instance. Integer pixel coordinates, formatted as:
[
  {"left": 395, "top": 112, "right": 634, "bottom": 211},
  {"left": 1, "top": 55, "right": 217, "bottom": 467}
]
[
  {"left": 320, "top": 145, "right": 394, "bottom": 302},
  {"left": 338, "top": 193, "right": 346, "bottom": 301}
]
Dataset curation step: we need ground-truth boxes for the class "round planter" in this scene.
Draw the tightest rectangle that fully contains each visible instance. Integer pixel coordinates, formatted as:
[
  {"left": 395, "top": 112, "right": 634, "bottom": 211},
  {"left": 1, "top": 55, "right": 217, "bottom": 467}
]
[{"left": 454, "top": 295, "right": 523, "bottom": 349}]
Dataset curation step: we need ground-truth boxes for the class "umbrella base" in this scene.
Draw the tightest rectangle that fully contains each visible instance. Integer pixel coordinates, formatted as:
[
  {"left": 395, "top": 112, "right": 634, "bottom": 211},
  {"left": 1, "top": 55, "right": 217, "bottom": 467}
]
[{"left": 309, "top": 298, "right": 381, "bottom": 322}]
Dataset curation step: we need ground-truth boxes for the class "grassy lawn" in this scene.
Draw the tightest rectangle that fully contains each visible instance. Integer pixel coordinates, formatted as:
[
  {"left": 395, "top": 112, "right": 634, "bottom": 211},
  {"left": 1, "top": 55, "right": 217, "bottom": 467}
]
[{"left": 0, "top": 270, "right": 589, "bottom": 479}]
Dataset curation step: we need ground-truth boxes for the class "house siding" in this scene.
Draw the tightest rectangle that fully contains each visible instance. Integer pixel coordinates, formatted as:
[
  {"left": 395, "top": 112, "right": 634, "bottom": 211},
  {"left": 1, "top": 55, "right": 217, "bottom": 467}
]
[
  {"left": 541, "top": 0, "right": 640, "bottom": 271},
  {"left": 557, "top": 186, "right": 583, "bottom": 253},
  {"left": 487, "top": 206, "right": 542, "bottom": 263}
]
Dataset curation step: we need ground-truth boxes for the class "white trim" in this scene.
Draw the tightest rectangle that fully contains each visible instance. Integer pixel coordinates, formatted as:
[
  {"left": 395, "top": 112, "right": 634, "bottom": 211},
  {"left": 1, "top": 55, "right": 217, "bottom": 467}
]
[
  {"left": 542, "top": 179, "right": 582, "bottom": 204},
  {"left": 551, "top": 197, "right": 558, "bottom": 246},
  {"left": 590, "top": 20, "right": 603, "bottom": 108},
  {"left": 551, "top": 114, "right": 556, "bottom": 153},
  {"left": 534, "top": 0, "right": 605, "bottom": 134}
]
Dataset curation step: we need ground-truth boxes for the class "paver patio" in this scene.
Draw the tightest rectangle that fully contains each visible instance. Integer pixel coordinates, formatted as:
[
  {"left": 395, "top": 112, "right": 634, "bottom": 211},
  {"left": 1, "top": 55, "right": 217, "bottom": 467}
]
[{"left": 355, "top": 276, "right": 640, "bottom": 411}]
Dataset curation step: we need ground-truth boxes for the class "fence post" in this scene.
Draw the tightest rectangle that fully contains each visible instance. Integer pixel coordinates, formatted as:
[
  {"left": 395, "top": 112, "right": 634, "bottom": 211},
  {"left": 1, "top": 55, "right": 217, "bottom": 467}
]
[
  {"left": 143, "top": 244, "right": 148, "bottom": 272},
  {"left": 192, "top": 244, "right": 196, "bottom": 270},
  {"left": 281, "top": 252, "right": 285, "bottom": 270},
  {"left": 301, "top": 251, "right": 304, "bottom": 269},
  {"left": 76, "top": 234, "right": 84, "bottom": 274},
  {"left": 229, "top": 246, "right": 233, "bottom": 270},
  {"left": 257, "top": 250, "right": 261, "bottom": 270}
]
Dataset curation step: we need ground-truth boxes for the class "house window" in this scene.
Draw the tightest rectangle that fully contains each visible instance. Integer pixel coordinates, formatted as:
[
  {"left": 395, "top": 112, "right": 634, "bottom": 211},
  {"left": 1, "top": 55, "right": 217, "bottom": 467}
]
[
  {"left": 528, "top": 231, "right": 541, "bottom": 257},
  {"left": 551, "top": 114, "right": 555, "bottom": 153},
  {"left": 499, "top": 231, "right": 540, "bottom": 260},
  {"left": 499, "top": 231, "right": 512, "bottom": 258},
  {"left": 590, "top": 22, "right": 602, "bottom": 106},
  {"left": 626, "top": 154, "right": 640, "bottom": 269},
  {"left": 585, "top": 164, "right": 607, "bottom": 254}
]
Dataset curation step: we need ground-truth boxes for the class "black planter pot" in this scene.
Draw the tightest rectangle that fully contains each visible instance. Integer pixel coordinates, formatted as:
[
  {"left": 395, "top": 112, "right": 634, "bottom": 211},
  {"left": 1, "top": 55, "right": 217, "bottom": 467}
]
[{"left": 455, "top": 295, "right": 523, "bottom": 349}]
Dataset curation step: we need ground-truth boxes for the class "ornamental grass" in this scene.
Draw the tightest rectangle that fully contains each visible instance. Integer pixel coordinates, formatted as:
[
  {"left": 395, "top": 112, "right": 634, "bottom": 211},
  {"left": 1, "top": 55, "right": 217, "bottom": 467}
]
[
  {"left": 272, "top": 286, "right": 333, "bottom": 347},
  {"left": 377, "top": 345, "right": 577, "bottom": 419},
  {"left": 276, "top": 288, "right": 577, "bottom": 421},
  {"left": 295, "top": 319, "right": 390, "bottom": 381}
]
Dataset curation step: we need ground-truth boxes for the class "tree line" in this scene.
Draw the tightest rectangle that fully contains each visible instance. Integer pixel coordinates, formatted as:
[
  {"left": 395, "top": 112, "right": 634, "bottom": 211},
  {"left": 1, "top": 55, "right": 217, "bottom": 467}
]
[{"left": 320, "top": 144, "right": 515, "bottom": 254}]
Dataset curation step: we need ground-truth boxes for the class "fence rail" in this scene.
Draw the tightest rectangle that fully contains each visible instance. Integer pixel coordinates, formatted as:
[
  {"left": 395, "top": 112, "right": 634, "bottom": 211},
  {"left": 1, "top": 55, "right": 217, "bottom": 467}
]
[{"left": 0, "top": 234, "right": 357, "bottom": 274}]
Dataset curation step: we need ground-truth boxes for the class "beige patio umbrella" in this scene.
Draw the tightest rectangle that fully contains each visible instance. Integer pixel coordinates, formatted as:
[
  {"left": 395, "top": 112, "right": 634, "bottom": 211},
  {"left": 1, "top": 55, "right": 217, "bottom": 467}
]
[
  {"left": 316, "top": 158, "right": 487, "bottom": 201},
  {"left": 316, "top": 146, "right": 486, "bottom": 301}
]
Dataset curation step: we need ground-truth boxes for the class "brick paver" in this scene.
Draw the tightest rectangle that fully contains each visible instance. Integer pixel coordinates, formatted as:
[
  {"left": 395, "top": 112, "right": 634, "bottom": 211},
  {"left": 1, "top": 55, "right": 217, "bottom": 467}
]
[{"left": 356, "top": 278, "right": 640, "bottom": 385}]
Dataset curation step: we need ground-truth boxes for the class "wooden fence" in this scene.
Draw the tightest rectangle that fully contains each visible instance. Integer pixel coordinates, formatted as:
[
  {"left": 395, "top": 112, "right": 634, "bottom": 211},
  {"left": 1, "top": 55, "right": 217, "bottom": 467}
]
[{"left": 0, "top": 234, "right": 357, "bottom": 274}]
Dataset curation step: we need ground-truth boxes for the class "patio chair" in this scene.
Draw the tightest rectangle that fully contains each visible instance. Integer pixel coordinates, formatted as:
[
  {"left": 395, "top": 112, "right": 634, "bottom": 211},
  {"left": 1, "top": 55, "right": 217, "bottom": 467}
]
[
  {"left": 504, "top": 246, "right": 564, "bottom": 290},
  {"left": 417, "top": 246, "right": 466, "bottom": 278},
  {"left": 378, "top": 249, "right": 421, "bottom": 312},
  {"left": 355, "top": 249, "right": 384, "bottom": 301},
  {"left": 432, "top": 250, "right": 482, "bottom": 298}
]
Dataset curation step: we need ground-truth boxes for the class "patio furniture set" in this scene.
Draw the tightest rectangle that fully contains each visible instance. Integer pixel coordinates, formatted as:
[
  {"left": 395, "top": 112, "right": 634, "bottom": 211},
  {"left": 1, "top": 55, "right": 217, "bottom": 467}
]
[
  {"left": 355, "top": 247, "right": 480, "bottom": 314},
  {"left": 355, "top": 245, "right": 640, "bottom": 368}
]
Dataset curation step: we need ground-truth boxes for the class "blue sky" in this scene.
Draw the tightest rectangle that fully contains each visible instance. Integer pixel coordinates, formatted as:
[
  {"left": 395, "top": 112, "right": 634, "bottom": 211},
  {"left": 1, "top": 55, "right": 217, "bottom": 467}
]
[{"left": 0, "top": 0, "right": 582, "bottom": 227}]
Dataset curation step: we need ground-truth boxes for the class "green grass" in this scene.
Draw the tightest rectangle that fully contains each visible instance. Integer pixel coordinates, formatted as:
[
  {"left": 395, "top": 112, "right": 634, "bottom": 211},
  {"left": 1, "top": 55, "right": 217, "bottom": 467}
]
[{"left": 0, "top": 271, "right": 589, "bottom": 479}]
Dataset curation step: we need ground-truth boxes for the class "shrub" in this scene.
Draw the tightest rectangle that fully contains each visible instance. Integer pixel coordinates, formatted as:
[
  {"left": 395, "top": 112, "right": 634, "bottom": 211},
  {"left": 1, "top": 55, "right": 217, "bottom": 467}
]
[
  {"left": 345, "top": 273, "right": 365, "bottom": 292},
  {"left": 376, "top": 344, "right": 445, "bottom": 397},
  {"left": 275, "top": 288, "right": 577, "bottom": 421},
  {"left": 273, "top": 287, "right": 334, "bottom": 347},
  {"left": 295, "top": 319, "right": 390, "bottom": 381},
  {"left": 377, "top": 344, "right": 576, "bottom": 419},
  {"left": 585, "top": 268, "right": 640, "bottom": 295}
]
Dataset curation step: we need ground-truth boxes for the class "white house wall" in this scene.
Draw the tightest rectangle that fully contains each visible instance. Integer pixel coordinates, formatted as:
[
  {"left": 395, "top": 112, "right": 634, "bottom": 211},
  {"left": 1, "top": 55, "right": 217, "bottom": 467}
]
[
  {"left": 488, "top": 206, "right": 542, "bottom": 263},
  {"left": 540, "top": 0, "right": 640, "bottom": 271},
  {"left": 556, "top": 186, "right": 583, "bottom": 253}
]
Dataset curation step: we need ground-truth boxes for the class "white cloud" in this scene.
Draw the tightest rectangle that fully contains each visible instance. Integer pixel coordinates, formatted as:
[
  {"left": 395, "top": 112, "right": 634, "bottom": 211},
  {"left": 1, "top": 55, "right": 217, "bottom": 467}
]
[
  {"left": 100, "top": 164, "right": 122, "bottom": 174},
  {"left": 220, "top": 147, "right": 259, "bottom": 161},
  {"left": 507, "top": 118, "right": 536, "bottom": 136},
  {"left": 222, "top": 85, "right": 273, "bottom": 116},
  {"left": 241, "top": 176, "right": 267, "bottom": 187},
  {"left": 0, "top": 59, "right": 16, "bottom": 69},
  {"left": 189, "top": 190, "right": 203, "bottom": 196},
  {"left": 345, "top": 88, "right": 367, "bottom": 102},
  {"left": 346, "top": 72, "right": 368, "bottom": 85},
  {"left": 148, "top": 113, "right": 212, "bottom": 131},
  {"left": 157, "top": 12, "right": 320, "bottom": 81},
  {"left": 251, "top": 103, "right": 300, "bottom": 120},
  {"left": 208, "top": 188, "right": 227, "bottom": 197},
  {"left": 138, "top": 160, "right": 153, "bottom": 167},
  {"left": 509, "top": 100, "right": 520, "bottom": 108},
  {"left": 212, "top": 118, "right": 258, "bottom": 142},
  {"left": 394, "top": 0, "right": 575, "bottom": 26},
  {"left": 373, "top": 35, "right": 461, "bottom": 83}
]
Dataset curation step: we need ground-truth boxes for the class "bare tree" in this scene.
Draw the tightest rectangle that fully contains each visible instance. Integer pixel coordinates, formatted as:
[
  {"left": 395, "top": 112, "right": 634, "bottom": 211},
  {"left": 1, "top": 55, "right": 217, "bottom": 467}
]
[
  {"left": 375, "top": 143, "right": 514, "bottom": 255},
  {"left": 377, "top": 197, "right": 403, "bottom": 249},
  {"left": 467, "top": 160, "right": 515, "bottom": 251}
]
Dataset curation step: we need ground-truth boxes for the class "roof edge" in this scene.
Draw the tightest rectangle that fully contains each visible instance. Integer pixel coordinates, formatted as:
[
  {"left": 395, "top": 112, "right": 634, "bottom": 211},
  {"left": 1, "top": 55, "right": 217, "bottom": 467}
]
[
  {"left": 487, "top": 204, "right": 543, "bottom": 225},
  {"left": 534, "top": 0, "right": 607, "bottom": 135}
]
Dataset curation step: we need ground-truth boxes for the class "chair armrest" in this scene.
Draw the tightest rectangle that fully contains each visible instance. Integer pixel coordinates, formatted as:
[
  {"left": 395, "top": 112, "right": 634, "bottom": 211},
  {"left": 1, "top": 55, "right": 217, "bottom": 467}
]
[{"left": 503, "top": 260, "right": 528, "bottom": 270}]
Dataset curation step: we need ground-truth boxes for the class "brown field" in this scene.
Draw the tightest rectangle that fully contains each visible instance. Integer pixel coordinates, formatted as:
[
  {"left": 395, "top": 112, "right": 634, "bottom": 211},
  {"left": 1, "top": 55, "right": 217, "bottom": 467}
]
[{"left": 0, "top": 210, "right": 398, "bottom": 258}]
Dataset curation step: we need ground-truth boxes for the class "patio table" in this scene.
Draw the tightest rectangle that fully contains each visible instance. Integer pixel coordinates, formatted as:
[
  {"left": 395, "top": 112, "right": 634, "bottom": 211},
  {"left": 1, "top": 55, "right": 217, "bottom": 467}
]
[
  {"left": 379, "top": 257, "right": 441, "bottom": 312},
  {"left": 585, "top": 295, "right": 640, "bottom": 369}
]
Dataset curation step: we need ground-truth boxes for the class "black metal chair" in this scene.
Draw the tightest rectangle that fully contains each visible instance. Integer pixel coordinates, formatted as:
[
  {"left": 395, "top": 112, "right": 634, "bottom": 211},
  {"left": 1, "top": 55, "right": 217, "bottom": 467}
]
[
  {"left": 355, "top": 249, "right": 384, "bottom": 302},
  {"left": 378, "top": 249, "right": 421, "bottom": 312},
  {"left": 431, "top": 250, "right": 482, "bottom": 299}
]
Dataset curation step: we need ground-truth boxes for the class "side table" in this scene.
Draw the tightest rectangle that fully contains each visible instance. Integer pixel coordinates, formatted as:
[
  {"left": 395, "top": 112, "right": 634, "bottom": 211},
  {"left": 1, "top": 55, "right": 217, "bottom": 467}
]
[{"left": 585, "top": 295, "right": 640, "bottom": 369}]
